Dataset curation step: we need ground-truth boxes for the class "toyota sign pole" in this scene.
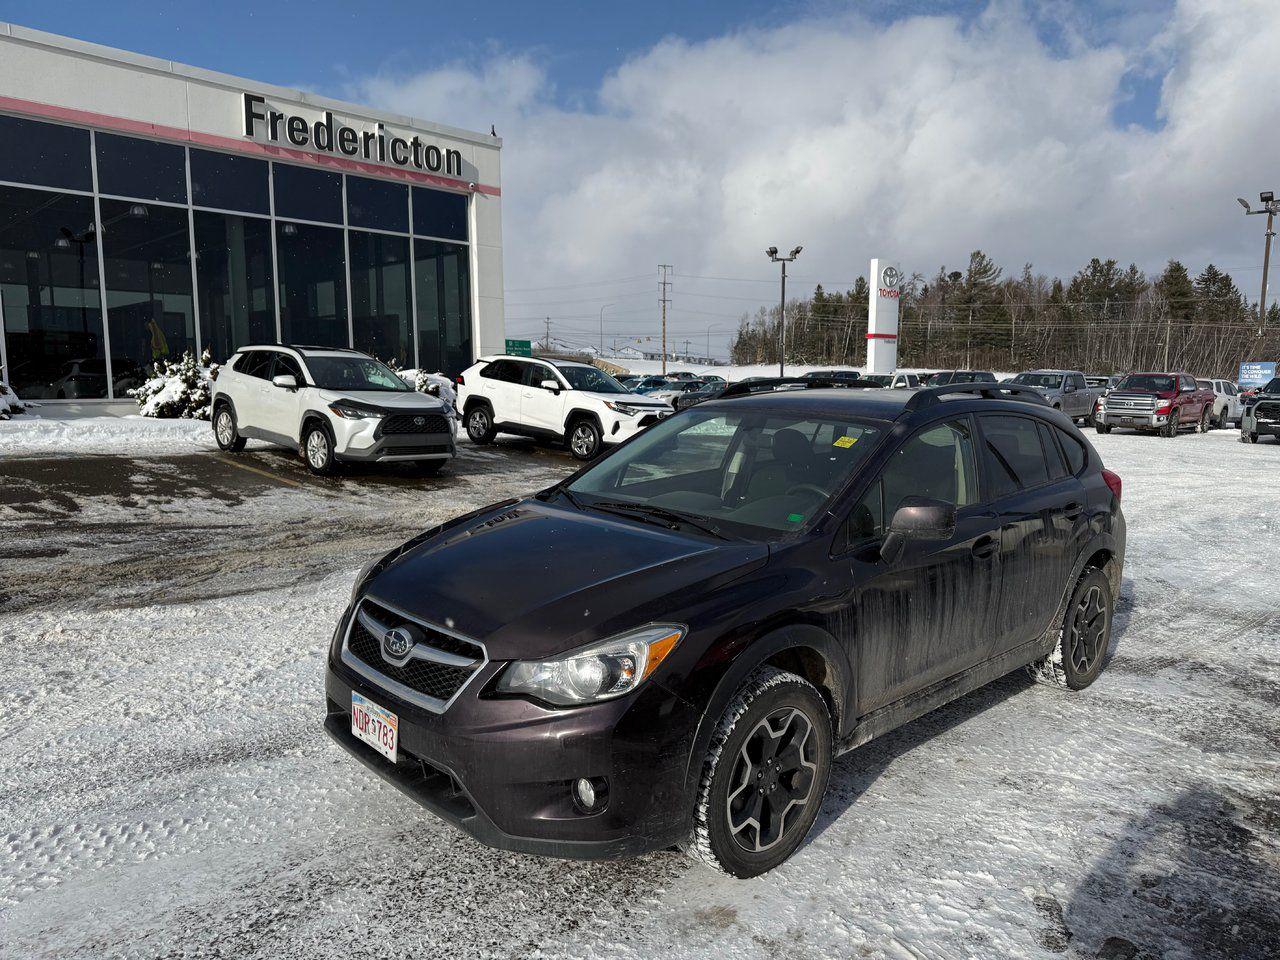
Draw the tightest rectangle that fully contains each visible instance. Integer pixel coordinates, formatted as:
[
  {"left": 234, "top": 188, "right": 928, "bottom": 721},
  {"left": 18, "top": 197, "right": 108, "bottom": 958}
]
[{"left": 866, "top": 259, "right": 903, "bottom": 374}]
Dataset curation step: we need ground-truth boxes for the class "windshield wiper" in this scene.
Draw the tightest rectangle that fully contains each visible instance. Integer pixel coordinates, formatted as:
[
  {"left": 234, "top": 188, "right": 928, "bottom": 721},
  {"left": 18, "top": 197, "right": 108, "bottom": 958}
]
[{"left": 589, "top": 500, "right": 731, "bottom": 540}]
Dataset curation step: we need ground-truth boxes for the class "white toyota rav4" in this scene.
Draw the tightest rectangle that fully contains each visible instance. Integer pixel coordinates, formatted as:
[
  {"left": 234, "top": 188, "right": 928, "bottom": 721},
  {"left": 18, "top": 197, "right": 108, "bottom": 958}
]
[
  {"left": 211, "top": 345, "right": 456, "bottom": 475},
  {"left": 456, "top": 355, "right": 673, "bottom": 460}
]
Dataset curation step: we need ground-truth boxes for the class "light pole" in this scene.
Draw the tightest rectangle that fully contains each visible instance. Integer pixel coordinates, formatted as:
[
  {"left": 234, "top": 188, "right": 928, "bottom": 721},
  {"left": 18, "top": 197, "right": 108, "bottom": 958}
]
[
  {"left": 705, "top": 323, "right": 725, "bottom": 362},
  {"left": 1239, "top": 191, "right": 1280, "bottom": 335},
  {"left": 598, "top": 302, "right": 614, "bottom": 356},
  {"left": 766, "top": 245, "right": 802, "bottom": 376}
]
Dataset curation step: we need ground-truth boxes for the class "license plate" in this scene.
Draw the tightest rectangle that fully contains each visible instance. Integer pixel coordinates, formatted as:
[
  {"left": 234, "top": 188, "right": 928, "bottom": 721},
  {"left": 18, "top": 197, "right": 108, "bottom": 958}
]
[
  {"left": 1122, "top": 417, "right": 1143, "bottom": 426},
  {"left": 351, "top": 692, "right": 398, "bottom": 763}
]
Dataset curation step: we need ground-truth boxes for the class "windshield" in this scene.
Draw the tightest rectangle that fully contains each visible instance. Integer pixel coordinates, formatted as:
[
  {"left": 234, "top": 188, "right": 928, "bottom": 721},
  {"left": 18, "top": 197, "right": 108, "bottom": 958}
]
[
  {"left": 1117, "top": 374, "right": 1175, "bottom": 392},
  {"left": 307, "top": 356, "right": 411, "bottom": 392},
  {"left": 556, "top": 365, "right": 627, "bottom": 393},
  {"left": 566, "top": 407, "right": 883, "bottom": 539},
  {"left": 1262, "top": 377, "right": 1280, "bottom": 393},
  {"left": 863, "top": 374, "right": 891, "bottom": 385}
]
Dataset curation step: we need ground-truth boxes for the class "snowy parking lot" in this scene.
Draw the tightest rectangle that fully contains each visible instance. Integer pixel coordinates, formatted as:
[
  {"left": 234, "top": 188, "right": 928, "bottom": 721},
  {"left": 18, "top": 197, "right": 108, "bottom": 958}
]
[{"left": 1, "top": 425, "right": 1278, "bottom": 959}]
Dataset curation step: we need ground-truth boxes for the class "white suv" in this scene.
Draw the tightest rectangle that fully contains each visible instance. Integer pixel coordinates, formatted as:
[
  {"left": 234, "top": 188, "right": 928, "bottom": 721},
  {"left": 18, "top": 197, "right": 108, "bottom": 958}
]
[
  {"left": 457, "top": 356, "right": 674, "bottom": 460},
  {"left": 1198, "top": 377, "right": 1242, "bottom": 428},
  {"left": 211, "top": 345, "right": 456, "bottom": 475}
]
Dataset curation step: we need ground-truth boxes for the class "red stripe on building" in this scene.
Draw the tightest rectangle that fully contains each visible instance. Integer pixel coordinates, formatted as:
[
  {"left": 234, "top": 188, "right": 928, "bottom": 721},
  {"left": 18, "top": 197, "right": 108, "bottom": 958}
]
[
  {"left": 0, "top": 93, "right": 501, "bottom": 197},
  {"left": 865, "top": 333, "right": 898, "bottom": 340}
]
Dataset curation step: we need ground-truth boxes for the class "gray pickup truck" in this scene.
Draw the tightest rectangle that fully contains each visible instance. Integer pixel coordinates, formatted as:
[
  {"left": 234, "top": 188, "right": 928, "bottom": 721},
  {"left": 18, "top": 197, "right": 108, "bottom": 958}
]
[{"left": 1008, "top": 369, "right": 1103, "bottom": 424}]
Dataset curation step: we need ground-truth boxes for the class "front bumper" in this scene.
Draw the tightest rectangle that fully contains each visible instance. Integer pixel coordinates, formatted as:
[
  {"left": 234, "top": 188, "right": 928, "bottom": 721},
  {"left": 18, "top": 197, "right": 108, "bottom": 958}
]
[
  {"left": 1242, "top": 407, "right": 1280, "bottom": 436},
  {"left": 336, "top": 433, "right": 456, "bottom": 462},
  {"left": 1097, "top": 410, "right": 1170, "bottom": 430},
  {"left": 324, "top": 628, "right": 695, "bottom": 859},
  {"left": 603, "top": 409, "right": 674, "bottom": 444}
]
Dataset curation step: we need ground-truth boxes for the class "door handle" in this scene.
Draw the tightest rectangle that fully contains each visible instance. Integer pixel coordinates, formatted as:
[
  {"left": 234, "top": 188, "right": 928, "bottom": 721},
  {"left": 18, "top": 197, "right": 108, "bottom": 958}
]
[{"left": 972, "top": 535, "right": 998, "bottom": 559}]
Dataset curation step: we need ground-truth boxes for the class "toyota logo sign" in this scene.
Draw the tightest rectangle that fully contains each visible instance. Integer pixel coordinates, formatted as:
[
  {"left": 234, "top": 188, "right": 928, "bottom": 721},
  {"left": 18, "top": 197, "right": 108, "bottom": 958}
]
[
  {"left": 880, "top": 265, "right": 903, "bottom": 289},
  {"left": 413, "top": 416, "right": 426, "bottom": 427}
]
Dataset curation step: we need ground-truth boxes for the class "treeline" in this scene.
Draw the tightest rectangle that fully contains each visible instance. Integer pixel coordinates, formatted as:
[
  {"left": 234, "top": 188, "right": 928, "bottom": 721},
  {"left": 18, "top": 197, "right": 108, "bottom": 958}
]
[{"left": 730, "top": 252, "right": 1280, "bottom": 377}]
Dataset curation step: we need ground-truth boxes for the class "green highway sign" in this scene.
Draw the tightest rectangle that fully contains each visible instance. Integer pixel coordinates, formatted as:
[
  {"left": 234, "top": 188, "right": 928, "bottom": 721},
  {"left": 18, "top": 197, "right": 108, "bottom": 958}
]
[{"left": 505, "top": 338, "right": 533, "bottom": 357}]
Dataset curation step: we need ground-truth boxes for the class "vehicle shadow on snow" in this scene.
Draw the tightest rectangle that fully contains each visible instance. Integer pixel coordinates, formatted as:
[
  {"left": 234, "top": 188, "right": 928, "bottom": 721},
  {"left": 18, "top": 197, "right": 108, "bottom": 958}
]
[{"left": 1061, "top": 784, "right": 1280, "bottom": 959}]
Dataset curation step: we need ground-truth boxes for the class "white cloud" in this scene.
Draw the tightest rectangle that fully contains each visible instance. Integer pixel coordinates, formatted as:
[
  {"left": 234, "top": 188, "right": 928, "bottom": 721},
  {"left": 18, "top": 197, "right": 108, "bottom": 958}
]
[{"left": 344, "top": 0, "right": 1280, "bottom": 353}]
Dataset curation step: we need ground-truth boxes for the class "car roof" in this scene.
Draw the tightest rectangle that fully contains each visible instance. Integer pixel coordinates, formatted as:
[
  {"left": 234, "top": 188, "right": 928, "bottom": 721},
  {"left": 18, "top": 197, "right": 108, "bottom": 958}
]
[{"left": 699, "top": 383, "right": 1062, "bottom": 425}]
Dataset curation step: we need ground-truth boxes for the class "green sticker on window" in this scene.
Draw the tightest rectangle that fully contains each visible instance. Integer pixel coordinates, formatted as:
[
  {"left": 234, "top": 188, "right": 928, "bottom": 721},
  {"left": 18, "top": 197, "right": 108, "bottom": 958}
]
[{"left": 787, "top": 513, "right": 805, "bottom": 523}]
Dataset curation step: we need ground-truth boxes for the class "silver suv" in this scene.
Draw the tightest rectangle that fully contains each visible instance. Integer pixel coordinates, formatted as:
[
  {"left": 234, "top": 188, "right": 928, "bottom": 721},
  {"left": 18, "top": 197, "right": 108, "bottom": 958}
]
[{"left": 211, "top": 345, "right": 456, "bottom": 475}]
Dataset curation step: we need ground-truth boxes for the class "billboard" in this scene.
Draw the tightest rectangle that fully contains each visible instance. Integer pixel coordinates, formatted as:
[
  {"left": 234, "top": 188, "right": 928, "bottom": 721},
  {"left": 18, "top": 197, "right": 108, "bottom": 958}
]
[{"left": 1239, "top": 361, "right": 1277, "bottom": 388}]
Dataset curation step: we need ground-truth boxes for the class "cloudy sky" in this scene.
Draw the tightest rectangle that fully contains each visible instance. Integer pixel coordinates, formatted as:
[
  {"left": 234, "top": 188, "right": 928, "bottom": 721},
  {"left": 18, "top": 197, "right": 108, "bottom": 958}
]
[{"left": 9, "top": 0, "right": 1277, "bottom": 356}]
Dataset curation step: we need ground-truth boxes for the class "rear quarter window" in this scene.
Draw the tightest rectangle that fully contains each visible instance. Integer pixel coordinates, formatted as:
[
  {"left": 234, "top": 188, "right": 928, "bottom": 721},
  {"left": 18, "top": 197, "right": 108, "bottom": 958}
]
[{"left": 1057, "top": 426, "right": 1087, "bottom": 475}]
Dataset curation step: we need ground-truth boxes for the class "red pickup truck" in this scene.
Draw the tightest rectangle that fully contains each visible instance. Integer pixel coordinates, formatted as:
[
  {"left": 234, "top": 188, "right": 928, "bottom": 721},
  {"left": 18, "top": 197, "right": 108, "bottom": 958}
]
[{"left": 1094, "top": 372, "right": 1215, "bottom": 437}]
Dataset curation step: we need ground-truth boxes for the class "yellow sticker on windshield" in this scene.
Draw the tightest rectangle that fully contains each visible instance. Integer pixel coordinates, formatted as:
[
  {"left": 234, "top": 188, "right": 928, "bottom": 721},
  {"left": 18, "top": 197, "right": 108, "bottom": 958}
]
[{"left": 833, "top": 435, "right": 858, "bottom": 448}]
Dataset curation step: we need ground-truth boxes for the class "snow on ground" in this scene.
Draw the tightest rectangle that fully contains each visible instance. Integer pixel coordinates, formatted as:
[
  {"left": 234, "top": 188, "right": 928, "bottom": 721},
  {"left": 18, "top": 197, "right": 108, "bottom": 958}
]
[
  {"left": 1, "top": 429, "right": 1278, "bottom": 959},
  {"left": 0, "top": 414, "right": 217, "bottom": 457}
]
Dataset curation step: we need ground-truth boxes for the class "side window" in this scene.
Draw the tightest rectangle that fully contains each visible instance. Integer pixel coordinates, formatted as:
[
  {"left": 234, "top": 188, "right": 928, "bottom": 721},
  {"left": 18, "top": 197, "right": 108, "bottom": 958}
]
[
  {"left": 1180, "top": 375, "right": 1196, "bottom": 392},
  {"left": 481, "top": 360, "right": 519, "bottom": 383},
  {"left": 238, "top": 351, "right": 274, "bottom": 380},
  {"left": 1227, "top": 383, "right": 1238, "bottom": 396},
  {"left": 274, "top": 353, "right": 305, "bottom": 384},
  {"left": 523, "top": 363, "right": 557, "bottom": 387},
  {"left": 880, "top": 419, "right": 978, "bottom": 517},
  {"left": 1038, "top": 422, "right": 1067, "bottom": 480},
  {"left": 980, "top": 415, "right": 1050, "bottom": 497},
  {"left": 1070, "top": 373, "right": 1087, "bottom": 390},
  {"left": 845, "top": 479, "right": 885, "bottom": 547},
  {"left": 1057, "top": 427, "right": 1087, "bottom": 475}
]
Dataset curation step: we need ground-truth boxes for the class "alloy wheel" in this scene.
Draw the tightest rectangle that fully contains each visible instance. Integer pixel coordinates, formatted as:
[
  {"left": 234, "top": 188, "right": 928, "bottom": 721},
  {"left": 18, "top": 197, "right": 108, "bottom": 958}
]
[
  {"left": 215, "top": 410, "right": 233, "bottom": 446},
  {"left": 571, "top": 424, "right": 596, "bottom": 458},
  {"left": 468, "top": 409, "right": 489, "bottom": 439},
  {"left": 1068, "top": 584, "right": 1107, "bottom": 674},
  {"left": 306, "top": 430, "right": 328, "bottom": 468},
  {"left": 726, "top": 707, "right": 818, "bottom": 853}
]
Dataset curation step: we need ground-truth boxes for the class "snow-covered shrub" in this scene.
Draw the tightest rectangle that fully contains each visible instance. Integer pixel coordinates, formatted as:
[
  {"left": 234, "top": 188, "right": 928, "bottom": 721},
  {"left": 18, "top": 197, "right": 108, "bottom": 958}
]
[
  {"left": 397, "top": 368, "right": 457, "bottom": 410},
  {"left": 128, "top": 349, "right": 220, "bottom": 420},
  {"left": 0, "top": 378, "right": 24, "bottom": 420}
]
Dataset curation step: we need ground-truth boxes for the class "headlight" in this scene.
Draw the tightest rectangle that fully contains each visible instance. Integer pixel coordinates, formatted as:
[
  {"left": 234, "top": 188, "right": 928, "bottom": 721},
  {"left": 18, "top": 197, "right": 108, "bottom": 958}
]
[
  {"left": 603, "top": 400, "right": 639, "bottom": 415},
  {"left": 496, "top": 624, "right": 685, "bottom": 706},
  {"left": 329, "top": 401, "right": 383, "bottom": 420}
]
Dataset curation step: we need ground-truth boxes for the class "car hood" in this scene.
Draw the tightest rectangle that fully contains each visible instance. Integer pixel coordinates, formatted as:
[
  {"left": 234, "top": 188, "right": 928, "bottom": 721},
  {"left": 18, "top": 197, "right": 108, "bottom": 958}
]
[
  {"left": 363, "top": 499, "right": 767, "bottom": 660},
  {"left": 317, "top": 389, "right": 449, "bottom": 411}
]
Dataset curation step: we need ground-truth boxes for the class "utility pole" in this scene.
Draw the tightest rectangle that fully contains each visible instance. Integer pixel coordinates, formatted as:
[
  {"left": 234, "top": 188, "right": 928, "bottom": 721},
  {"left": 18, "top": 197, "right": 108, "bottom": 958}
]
[
  {"left": 659, "top": 264, "right": 673, "bottom": 374},
  {"left": 766, "top": 246, "right": 802, "bottom": 376},
  {"left": 544, "top": 316, "right": 551, "bottom": 353},
  {"left": 1163, "top": 314, "right": 1171, "bottom": 370},
  {"left": 599, "top": 303, "right": 614, "bottom": 356},
  {"left": 1238, "top": 192, "right": 1280, "bottom": 336}
]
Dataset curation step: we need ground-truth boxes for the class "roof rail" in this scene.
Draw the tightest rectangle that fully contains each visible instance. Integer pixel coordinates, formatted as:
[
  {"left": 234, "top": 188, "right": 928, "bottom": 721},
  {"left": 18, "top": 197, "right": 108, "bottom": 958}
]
[
  {"left": 718, "top": 376, "right": 885, "bottom": 399},
  {"left": 903, "top": 382, "right": 1052, "bottom": 412}
]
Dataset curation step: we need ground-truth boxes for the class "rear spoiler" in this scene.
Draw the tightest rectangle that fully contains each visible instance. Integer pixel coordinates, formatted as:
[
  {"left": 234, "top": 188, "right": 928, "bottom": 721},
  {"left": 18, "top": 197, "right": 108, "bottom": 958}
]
[{"left": 718, "top": 377, "right": 885, "bottom": 399}]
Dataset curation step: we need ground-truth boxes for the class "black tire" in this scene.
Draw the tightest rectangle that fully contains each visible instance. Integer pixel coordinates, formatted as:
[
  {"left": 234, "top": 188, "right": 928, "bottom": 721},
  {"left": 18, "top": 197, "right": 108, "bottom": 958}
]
[
  {"left": 1246, "top": 431, "right": 1259, "bottom": 444},
  {"left": 302, "top": 422, "right": 336, "bottom": 476},
  {"left": 684, "top": 667, "right": 833, "bottom": 878},
  {"left": 1095, "top": 422, "right": 1111, "bottom": 435},
  {"left": 1196, "top": 406, "right": 1210, "bottom": 434},
  {"left": 1161, "top": 416, "right": 1178, "bottom": 438},
  {"left": 1027, "top": 566, "right": 1113, "bottom": 691},
  {"left": 1215, "top": 407, "right": 1228, "bottom": 429},
  {"left": 567, "top": 417, "right": 603, "bottom": 461},
  {"left": 465, "top": 404, "right": 496, "bottom": 444},
  {"left": 213, "top": 404, "right": 246, "bottom": 452}
]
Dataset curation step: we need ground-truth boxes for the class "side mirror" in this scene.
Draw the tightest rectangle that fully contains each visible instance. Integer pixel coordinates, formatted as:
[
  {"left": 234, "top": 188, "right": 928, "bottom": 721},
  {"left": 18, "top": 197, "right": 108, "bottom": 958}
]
[
  {"left": 540, "top": 379, "right": 561, "bottom": 392},
  {"left": 272, "top": 373, "right": 297, "bottom": 389},
  {"left": 879, "top": 497, "right": 957, "bottom": 565},
  {"left": 1063, "top": 383, "right": 1075, "bottom": 393}
]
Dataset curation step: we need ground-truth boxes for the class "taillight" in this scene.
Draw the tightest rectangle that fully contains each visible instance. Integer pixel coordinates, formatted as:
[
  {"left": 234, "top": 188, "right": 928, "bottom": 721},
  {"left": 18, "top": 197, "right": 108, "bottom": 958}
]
[
  {"left": 456, "top": 374, "right": 465, "bottom": 385},
  {"left": 1101, "top": 468, "right": 1122, "bottom": 502}
]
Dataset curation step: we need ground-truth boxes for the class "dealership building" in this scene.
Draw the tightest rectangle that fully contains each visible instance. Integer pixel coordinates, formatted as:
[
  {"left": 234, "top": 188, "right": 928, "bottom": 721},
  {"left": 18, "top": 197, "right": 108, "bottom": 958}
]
[{"left": 0, "top": 23, "right": 504, "bottom": 407}]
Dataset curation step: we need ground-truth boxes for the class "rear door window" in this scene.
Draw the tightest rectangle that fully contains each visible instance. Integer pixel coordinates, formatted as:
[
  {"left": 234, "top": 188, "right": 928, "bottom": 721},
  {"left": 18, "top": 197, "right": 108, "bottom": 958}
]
[
  {"left": 979, "top": 415, "right": 1051, "bottom": 498},
  {"left": 481, "top": 360, "right": 520, "bottom": 383},
  {"left": 237, "top": 351, "right": 275, "bottom": 380}
]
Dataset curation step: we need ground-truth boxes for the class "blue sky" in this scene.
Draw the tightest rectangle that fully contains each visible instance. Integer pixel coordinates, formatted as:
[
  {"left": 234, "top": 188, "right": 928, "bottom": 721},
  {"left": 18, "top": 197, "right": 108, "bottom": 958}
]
[{"left": 1, "top": 0, "right": 1166, "bottom": 126}]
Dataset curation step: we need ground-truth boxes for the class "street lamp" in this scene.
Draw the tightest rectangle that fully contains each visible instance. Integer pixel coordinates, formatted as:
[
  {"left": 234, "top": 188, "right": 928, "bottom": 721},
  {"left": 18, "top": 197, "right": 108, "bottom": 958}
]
[
  {"left": 599, "top": 302, "right": 614, "bottom": 356},
  {"left": 766, "top": 245, "right": 802, "bottom": 376},
  {"left": 1239, "top": 191, "right": 1280, "bottom": 335}
]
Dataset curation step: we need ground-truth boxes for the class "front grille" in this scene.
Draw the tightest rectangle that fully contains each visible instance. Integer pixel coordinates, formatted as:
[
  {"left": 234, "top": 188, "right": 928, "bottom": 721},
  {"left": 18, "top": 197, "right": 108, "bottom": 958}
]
[
  {"left": 1256, "top": 401, "right": 1280, "bottom": 422},
  {"left": 381, "top": 413, "right": 452, "bottom": 435},
  {"left": 1106, "top": 393, "right": 1156, "bottom": 412},
  {"left": 345, "top": 598, "right": 484, "bottom": 707}
]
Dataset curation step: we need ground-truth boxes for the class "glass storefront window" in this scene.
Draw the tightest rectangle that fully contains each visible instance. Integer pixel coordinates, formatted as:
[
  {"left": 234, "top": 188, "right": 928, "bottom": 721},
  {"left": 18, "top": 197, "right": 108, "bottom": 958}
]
[
  {"left": 190, "top": 149, "right": 269, "bottom": 215},
  {"left": 349, "top": 230, "right": 412, "bottom": 367},
  {"left": 412, "top": 187, "right": 467, "bottom": 241},
  {"left": 347, "top": 176, "right": 408, "bottom": 233},
  {"left": 95, "top": 133, "right": 187, "bottom": 204},
  {"left": 0, "top": 185, "right": 105, "bottom": 398},
  {"left": 0, "top": 115, "right": 92, "bottom": 192},
  {"left": 414, "top": 238, "right": 471, "bottom": 377},
  {"left": 272, "top": 164, "right": 342, "bottom": 224},
  {"left": 100, "top": 199, "right": 196, "bottom": 390},
  {"left": 194, "top": 211, "right": 276, "bottom": 362},
  {"left": 276, "top": 221, "right": 348, "bottom": 348}
]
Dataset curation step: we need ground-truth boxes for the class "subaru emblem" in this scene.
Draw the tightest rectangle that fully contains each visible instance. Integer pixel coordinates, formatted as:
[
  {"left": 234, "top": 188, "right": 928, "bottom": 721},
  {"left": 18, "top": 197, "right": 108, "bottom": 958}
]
[{"left": 383, "top": 626, "right": 415, "bottom": 659}]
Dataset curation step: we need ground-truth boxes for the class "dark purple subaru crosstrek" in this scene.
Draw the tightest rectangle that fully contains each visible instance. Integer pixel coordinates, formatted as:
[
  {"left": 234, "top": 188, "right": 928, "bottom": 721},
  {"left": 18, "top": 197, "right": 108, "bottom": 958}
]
[{"left": 325, "top": 380, "right": 1125, "bottom": 877}]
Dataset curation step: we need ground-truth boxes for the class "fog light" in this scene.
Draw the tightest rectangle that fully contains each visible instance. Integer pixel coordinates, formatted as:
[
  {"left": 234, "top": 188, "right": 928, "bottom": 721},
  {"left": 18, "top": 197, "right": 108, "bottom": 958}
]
[
  {"left": 574, "top": 777, "right": 596, "bottom": 809},
  {"left": 573, "top": 776, "right": 608, "bottom": 813}
]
